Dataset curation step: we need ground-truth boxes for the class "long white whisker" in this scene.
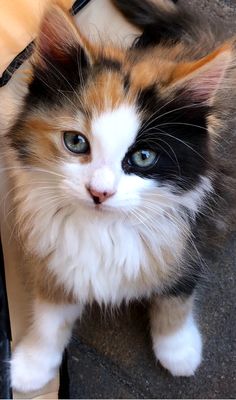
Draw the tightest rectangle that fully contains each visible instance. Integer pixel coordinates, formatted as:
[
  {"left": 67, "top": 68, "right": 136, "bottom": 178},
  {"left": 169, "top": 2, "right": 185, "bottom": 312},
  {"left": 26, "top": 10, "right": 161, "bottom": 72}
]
[{"left": 140, "top": 102, "right": 204, "bottom": 133}]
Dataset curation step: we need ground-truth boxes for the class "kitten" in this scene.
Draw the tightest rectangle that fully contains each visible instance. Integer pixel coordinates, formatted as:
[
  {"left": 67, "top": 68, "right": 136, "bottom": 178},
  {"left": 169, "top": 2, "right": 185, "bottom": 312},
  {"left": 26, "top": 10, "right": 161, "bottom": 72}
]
[{"left": 4, "top": 0, "right": 236, "bottom": 392}]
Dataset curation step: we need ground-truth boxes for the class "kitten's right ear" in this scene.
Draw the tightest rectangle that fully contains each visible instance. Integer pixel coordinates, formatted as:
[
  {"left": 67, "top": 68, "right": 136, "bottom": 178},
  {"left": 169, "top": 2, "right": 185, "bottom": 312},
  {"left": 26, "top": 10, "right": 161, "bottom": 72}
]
[
  {"left": 31, "top": 5, "right": 95, "bottom": 94},
  {"left": 36, "top": 4, "right": 95, "bottom": 67}
]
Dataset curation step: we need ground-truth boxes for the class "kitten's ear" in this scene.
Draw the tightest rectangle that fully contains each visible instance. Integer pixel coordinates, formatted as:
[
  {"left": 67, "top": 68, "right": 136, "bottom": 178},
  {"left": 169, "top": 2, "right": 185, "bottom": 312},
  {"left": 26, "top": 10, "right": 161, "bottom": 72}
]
[
  {"left": 170, "top": 45, "right": 232, "bottom": 103},
  {"left": 35, "top": 4, "right": 95, "bottom": 68},
  {"left": 31, "top": 5, "right": 95, "bottom": 94}
]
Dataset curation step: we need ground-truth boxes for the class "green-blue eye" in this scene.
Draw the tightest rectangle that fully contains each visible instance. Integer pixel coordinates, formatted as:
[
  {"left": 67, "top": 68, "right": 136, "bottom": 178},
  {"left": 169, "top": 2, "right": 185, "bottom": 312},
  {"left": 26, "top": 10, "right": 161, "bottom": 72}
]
[
  {"left": 64, "top": 131, "right": 90, "bottom": 154},
  {"left": 130, "top": 149, "right": 158, "bottom": 168}
]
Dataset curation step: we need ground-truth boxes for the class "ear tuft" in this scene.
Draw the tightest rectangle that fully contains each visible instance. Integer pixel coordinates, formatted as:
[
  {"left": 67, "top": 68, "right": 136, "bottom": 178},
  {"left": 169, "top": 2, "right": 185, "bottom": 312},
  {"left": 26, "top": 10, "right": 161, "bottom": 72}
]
[{"left": 36, "top": 5, "right": 79, "bottom": 68}]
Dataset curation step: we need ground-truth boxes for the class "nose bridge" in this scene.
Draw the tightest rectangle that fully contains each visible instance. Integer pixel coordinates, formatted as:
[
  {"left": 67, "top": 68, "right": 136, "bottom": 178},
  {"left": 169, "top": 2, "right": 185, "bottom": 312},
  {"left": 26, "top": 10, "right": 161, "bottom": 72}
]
[{"left": 90, "top": 166, "right": 116, "bottom": 193}]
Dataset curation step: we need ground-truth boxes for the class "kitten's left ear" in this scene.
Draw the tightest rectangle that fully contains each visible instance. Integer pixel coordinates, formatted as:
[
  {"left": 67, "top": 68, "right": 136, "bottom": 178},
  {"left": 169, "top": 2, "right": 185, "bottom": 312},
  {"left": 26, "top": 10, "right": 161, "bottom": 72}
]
[{"left": 170, "top": 44, "right": 232, "bottom": 104}]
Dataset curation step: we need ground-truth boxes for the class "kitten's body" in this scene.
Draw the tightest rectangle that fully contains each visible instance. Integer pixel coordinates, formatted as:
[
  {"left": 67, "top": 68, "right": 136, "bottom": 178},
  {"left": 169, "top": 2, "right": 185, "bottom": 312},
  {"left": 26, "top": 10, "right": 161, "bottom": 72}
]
[{"left": 3, "top": 0, "right": 236, "bottom": 392}]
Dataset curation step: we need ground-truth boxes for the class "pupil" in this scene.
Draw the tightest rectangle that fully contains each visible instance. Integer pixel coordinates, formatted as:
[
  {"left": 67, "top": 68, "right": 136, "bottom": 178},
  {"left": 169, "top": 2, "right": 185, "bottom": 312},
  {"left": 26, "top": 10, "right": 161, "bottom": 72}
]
[
  {"left": 74, "top": 136, "right": 80, "bottom": 145},
  {"left": 141, "top": 150, "right": 149, "bottom": 160}
]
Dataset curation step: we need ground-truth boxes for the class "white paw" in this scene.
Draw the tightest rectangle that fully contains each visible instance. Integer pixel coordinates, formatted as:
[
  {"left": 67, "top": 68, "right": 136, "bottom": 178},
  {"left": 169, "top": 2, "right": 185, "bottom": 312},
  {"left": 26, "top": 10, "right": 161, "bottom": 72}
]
[
  {"left": 11, "top": 343, "right": 61, "bottom": 393},
  {"left": 153, "top": 316, "right": 202, "bottom": 377}
]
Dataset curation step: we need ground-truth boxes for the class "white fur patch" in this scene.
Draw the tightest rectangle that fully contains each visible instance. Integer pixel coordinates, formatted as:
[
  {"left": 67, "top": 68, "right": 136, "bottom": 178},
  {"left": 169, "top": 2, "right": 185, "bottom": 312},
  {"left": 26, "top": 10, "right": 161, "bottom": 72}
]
[
  {"left": 90, "top": 166, "right": 116, "bottom": 193},
  {"left": 11, "top": 301, "right": 81, "bottom": 392},
  {"left": 91, "top": 105, "right": 140, "bottom": 162},
  {"left": 180, "top": 176, "right": 213, "bottom": 216},
  {"left": 152, "top": 314, "right": 202, "bottom": 376}
]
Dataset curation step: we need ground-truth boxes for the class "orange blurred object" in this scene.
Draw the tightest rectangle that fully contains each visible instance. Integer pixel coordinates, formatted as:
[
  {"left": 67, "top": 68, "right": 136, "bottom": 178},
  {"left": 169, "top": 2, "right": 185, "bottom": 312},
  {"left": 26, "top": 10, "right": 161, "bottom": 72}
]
[{"left": 0, "top": 0, "right": 74, "bottom": 76}]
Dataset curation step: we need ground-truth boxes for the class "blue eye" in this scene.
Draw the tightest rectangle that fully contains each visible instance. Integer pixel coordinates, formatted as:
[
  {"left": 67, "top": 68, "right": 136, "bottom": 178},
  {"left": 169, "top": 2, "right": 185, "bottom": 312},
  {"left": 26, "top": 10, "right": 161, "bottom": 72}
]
[
  {"left": 64, "top": 131, "right": 90, "bottom": 154},
  {"left": 130, "top": 149, "right": 158, "bottom": 168}
]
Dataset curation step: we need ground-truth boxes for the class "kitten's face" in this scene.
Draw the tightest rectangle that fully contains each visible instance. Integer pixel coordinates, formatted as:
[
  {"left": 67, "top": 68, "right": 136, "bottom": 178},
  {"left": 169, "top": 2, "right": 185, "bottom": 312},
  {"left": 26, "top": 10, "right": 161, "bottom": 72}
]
[
  {"left": 16, "top": 91, "right": 163, "bottom": 213},
  {"left": 60, "top": 105, "right": 153, "bottom": 210},
  {"left": 25, "top": 103, "right": 156, "bottom": 212},
  {"left": 8, "top": 6, "right": 230, "bottom": 216}
]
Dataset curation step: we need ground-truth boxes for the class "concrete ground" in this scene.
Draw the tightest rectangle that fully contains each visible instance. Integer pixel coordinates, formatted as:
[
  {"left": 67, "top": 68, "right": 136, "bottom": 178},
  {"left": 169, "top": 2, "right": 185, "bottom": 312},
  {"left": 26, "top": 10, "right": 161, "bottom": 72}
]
[
  {"left": 67, "top": 1, "right": 236, "bottom": 398},
  {"left": 68, "top": 231, "right": 236, "bottom": 399}
]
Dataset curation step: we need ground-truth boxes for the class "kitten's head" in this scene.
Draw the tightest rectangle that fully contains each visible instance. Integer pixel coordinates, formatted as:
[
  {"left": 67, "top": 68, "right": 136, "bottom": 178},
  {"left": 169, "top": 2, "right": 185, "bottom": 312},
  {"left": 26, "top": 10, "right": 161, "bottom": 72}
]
[{"left": 8, "top": 6, "right": 232, "bottom": 217}]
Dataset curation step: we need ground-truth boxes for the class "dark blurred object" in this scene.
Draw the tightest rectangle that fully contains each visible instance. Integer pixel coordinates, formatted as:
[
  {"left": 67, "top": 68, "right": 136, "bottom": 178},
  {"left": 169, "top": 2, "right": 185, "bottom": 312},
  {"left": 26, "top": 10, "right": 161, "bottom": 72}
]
[
  {"left": 0, "top": 239, "right": 12, "bottom": 399},
  {"left": 72, "top": 0, "right": 91, "bottom": 14},
  {"left": 59, "top": 350, "right": 70, "bottom": 399}
]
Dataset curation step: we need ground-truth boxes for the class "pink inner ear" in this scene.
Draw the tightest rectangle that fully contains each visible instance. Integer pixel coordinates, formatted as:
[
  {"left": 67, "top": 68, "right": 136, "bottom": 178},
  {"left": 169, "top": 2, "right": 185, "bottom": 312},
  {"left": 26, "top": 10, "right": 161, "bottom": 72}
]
[
  {"left": 38, "top": 19, "right": 57, "bottom": 60},
  {"left": 37, "top": 7, "right": 77, "bottom": 65},
  {"left": 184, "top": 51, "right": 231, "bottom": 103}
]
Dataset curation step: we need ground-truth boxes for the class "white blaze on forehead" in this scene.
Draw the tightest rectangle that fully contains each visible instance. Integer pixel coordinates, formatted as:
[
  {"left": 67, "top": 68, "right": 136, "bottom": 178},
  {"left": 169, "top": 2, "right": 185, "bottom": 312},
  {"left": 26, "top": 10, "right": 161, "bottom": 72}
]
[{"left": 91, "top": 105, "right": 140, "bottom": 158}]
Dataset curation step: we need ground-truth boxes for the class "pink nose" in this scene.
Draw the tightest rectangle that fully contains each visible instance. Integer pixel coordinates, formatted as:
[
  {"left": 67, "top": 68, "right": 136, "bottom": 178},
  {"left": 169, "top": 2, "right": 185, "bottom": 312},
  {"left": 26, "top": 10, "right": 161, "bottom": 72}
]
[{"left": 87, "top": 187, "right": 115, "bottom": 204}]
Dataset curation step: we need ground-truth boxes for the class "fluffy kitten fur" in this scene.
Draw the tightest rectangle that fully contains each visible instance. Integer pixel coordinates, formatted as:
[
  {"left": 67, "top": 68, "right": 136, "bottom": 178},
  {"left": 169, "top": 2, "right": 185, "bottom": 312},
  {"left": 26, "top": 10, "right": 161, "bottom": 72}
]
[{"left": 3, "top": 0, "right": 236, "bottom": 392}]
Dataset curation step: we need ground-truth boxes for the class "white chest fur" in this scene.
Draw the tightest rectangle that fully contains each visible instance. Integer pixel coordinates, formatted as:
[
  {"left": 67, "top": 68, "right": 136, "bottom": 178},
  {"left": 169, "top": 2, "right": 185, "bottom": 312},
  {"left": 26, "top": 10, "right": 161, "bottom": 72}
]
[
  {"left": 16, "top": 173, "right": 211, "bottom": 305},
  {"left": 35, "top": 207, "right": 186, "bottom": 305}
]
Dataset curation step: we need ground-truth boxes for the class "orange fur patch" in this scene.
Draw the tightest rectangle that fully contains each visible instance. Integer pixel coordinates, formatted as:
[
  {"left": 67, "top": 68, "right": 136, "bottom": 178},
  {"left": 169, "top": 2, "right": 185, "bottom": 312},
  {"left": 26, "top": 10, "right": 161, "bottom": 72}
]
[
  {"left": 82, "top": 70, "right": 133, "bottom": 115},
  {"left": 170, "top": 44, "right": 231, "bottom": 84},
  {"left": 150, "top": 295, "right": 194, "bottom": 336}
]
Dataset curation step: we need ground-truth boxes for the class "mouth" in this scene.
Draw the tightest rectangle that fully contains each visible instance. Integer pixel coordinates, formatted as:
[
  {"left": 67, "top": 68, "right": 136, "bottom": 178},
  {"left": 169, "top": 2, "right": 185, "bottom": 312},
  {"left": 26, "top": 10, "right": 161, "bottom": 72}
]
[
  {"left": 77, "top": 197, "right": 126, "bottom": 214},
  {"left": 79, "top": 199, "right": 113, "bottom": 212},
  {"left": 93, "top": 201, "right": 123, "bottom": 214}
]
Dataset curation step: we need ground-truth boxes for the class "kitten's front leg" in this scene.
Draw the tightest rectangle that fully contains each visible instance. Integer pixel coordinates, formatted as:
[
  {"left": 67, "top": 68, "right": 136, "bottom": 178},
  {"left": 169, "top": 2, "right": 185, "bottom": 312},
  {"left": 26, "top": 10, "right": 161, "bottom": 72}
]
[
  {"left": 150, "top": 295, "right": 202, "bottom": 376},
  {"left": 11, "top": 299, "right": 82, "bottom": 393}
]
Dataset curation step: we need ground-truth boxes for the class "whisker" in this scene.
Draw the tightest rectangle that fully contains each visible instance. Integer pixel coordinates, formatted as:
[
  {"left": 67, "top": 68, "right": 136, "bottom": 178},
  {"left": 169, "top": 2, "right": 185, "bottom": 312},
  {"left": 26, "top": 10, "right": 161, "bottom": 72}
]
[
  {"left": 140, "top": 102, "right": 205, "bottom": 134},
  {"left": 157, "top": 121, "right": 208, "bottom": 132},
  {"left": 138, "top": 89, "right": 192, "bottom": 132}
]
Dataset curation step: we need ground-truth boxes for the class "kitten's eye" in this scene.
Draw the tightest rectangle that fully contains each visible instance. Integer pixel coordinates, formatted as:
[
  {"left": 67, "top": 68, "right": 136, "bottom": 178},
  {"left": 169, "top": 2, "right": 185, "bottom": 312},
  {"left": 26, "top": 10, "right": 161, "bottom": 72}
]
[
  {"left": 129, "top": 149, "right": 158, "bottom": 168},
  {"left": 63, "top": 131, "right": 90, "bottom": 154}
]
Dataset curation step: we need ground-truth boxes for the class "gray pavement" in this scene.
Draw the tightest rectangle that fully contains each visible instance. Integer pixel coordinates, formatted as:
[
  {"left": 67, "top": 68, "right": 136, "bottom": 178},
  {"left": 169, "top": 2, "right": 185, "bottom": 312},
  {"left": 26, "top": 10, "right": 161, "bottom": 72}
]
[
  {"left": 68, "top": 231, "right": 236, "bottom": 398},
  {"left": 67, "top": 1, "right": 236, "bottom": 398}
]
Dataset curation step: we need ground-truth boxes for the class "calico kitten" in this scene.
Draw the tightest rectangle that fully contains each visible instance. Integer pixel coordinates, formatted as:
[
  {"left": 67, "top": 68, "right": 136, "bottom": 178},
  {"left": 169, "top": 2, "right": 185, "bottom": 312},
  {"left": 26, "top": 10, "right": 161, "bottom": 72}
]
[{"left": 4, "top": 0, "right": 236, "bottom": 392}]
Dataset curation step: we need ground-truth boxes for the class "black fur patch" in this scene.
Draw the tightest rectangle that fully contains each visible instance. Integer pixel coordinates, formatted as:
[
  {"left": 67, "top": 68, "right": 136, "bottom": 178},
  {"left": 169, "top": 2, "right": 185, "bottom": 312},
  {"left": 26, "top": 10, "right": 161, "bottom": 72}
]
[
  {"left": 123, "top": 74, "right": 130, "bottom": 93},
  {"left": 164, "top": 271, "right": 200, "bottom": 297},
  {"left": 134, "top": 24, "right": 180, "bottom": 48},
  {"left": 28, "top": 44, "right": 89, "bottom": 106},
  {"left": 112, "top": 0, "right": 161, "bottom": 29},
  {"left": 15, "top": 141, "right": 31, "bottom": 160},
  {"left": 136, "top": 85, "right": 157, "bottom": 111},
  {"left": 112, "top": 0, "right": 195, "bottom": 47},
  {"left": 7, "top": 121, "right": 31, "bottom": 161},
  {"left": 122, "top": 86, "right": 211, "bottom": 191},
  {"left": 99, "top": 58, "right": 121, "bottom": 72}
]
